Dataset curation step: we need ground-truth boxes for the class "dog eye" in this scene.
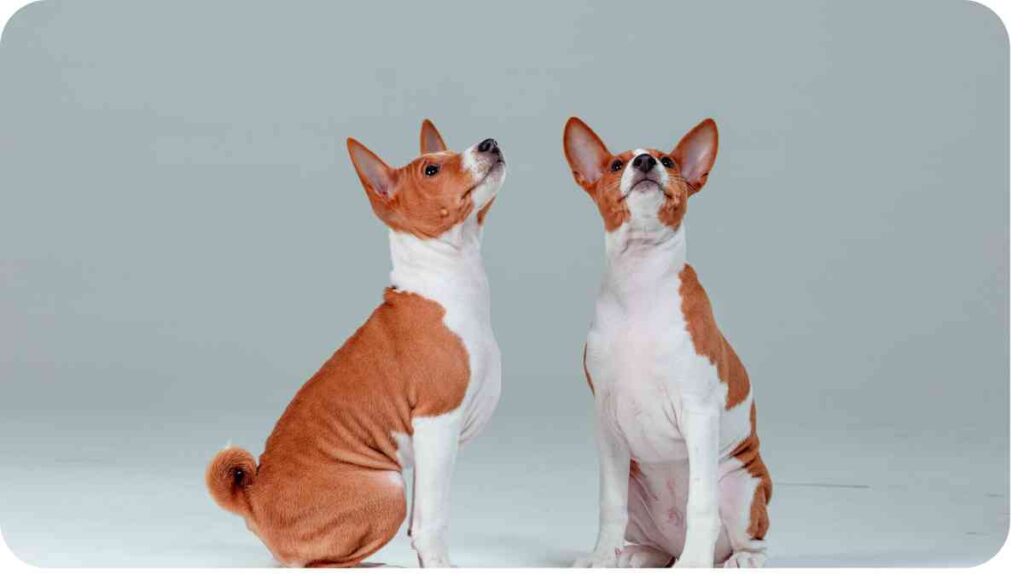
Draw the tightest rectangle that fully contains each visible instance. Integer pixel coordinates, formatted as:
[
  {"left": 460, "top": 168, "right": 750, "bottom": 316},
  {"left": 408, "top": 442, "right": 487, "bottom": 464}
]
[
  {"left": 610, "top": 159, "right": 624, "bottom": 172},
  {"left": 660, "top": 157, "right": 674, "bottom": 168},
  {"left": 424, "top": 164, "right": 439, "bottom": 177}
]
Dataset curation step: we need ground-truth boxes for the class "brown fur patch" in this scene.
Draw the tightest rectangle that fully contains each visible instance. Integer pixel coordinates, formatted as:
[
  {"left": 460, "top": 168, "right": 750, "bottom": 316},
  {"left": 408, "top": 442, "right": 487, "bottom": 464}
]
[
  {"left": 678, "top": 264, "right": 750, "bottom": 409},
  {"left": 748, "top": 477, "right": 771, "bottom": 540},
  {"left": 205, "top": 446, "right": 257, "bottom": 517},
  {"left": 583, "top": 343, "right": 594, "bottom": 394},
  {"left": 588, "top": 151, "right": 634, "bottom": 232},
  {"left": 206, "top": 289, "right": 470, "bottom": 566},
  {"left": 629, "top": 459, "right": 643, "bottom": 479},
  {"left": 729, "top": 402, "right": 772, "bottom": 539},
  {"left": 477, "top": 197, "right": 496, "bottom": 226},
  {"left": 378, "top": 152, "right": 476, "bottom": 239},
  {"left": 657, "top": 189, "right": 688, "bottom": 229}
]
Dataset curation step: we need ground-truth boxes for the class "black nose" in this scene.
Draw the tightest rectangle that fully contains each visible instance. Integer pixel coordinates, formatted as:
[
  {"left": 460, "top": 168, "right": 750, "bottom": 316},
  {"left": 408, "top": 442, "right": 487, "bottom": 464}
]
[
  {"left": 478, "top": 138, "right": 500, "bottom": 155},
  {"left": 633, "top": 153, "right": 657, "bottom": 173}
]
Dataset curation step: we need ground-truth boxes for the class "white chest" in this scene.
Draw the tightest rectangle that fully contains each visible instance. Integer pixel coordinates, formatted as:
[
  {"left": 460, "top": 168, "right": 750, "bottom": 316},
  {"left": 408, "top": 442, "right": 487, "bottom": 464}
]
[
  {"left": 441, "top": 297, "right": 501, "bottom": 444},
  {"left": 585, "top": 274, "right": 723, "bottom": 463}
]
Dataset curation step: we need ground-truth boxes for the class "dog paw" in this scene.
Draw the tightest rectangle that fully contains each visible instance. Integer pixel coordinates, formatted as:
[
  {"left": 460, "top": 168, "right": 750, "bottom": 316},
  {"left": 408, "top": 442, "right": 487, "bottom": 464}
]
[
  {"left": 572, "top": 549, "right": 621, "bottom": 568},
  {"left": 615, "top": 545, "right": 674, "bottom": 568},
  {"left": 722, "top": 550, "right": 767, "bottom": 569},
  {"left": 412, "top": 532, "right": 451, "bottom": 568},
  {"left": 674, "top": 550, "right": 714, "bottom": 568},
  {"left": 414, "top": 545, "right": 451, "bottom": 568},
  {"left": 417, "top": 554, "right": 452, "bottom": 568}
]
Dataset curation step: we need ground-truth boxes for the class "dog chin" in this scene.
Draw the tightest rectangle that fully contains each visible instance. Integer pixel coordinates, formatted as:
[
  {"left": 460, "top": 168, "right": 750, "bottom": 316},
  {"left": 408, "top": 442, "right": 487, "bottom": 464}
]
[
  {"left": 471, "top": 164, "right": 505, "bottom": 203},
  {"left": 482, "top": 162, "right": 507, "bottom": 188}
]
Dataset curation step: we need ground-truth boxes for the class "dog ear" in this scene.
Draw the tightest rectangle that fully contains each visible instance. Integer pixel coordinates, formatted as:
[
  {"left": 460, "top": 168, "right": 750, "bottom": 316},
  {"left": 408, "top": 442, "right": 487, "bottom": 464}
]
[
  {"left": 671, "top": 118, "right": 718, "bottom": 196},
  {"left": 420, "top": 119, "right": 448, "bottom": 154},
  {"left": 564, "top": 117, "right": 612, "bottom": 190},
  {"left": 347, "top": 138, "right": 396, "bottom": 200}
]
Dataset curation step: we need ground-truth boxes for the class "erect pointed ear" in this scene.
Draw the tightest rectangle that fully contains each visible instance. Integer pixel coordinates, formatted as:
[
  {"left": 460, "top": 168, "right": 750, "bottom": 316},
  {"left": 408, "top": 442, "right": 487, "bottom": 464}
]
[
  {"left": 347, "top": 138, "right": 396, "bottom": 199},
  {"left": 563, "top": 117, "right": 612, "bottom": 189},
  {"left": 420, "top": 119, "right": 447, "bottom": 154},
  {"left": 671, "top": 118, "right": 719, "bottom": 196}
]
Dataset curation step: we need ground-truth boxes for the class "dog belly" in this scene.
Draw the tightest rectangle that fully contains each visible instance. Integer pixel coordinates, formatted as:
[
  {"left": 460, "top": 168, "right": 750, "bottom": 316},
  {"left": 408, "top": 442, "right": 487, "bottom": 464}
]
[
  {"left": 596, "top": 364, "right": 714, "bottom": 464},
  {"left": 627, "top": 460, "right": 689, "bottom": 555},
  {"left": 589, "top": 349, "right": 690, "bottom": 462},
  {"left": 627, "top": 461, "right": 732, "bottom": 563}
]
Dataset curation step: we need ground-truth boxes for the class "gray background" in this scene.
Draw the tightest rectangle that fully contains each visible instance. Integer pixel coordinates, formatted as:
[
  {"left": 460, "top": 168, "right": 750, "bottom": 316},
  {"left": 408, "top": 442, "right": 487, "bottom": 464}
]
[{"left": 0, "top": 0, "right": 1008, "bottom": 567}]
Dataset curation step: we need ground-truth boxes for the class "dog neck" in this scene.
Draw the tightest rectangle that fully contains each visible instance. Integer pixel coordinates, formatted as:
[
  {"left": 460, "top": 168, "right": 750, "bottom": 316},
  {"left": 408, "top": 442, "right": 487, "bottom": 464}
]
[
  {"left": 601, "top": 226, "right": 688, "bottom": 300},
  {"left": 388, "top": 229, "right": 491, "bottom": 313}
]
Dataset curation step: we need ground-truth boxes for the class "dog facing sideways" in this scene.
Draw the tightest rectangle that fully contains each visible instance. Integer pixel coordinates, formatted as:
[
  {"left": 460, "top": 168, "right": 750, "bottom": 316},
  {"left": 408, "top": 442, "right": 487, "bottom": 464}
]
[{"left": 206, "top": 120, "right": 506, "bottom": 567}]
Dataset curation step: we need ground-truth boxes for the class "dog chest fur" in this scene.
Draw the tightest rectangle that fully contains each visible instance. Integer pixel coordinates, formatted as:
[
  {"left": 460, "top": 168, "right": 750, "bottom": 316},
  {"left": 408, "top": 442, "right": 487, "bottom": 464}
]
[{"left": 585, "top": 259, "right": 750, "bottom": 465}]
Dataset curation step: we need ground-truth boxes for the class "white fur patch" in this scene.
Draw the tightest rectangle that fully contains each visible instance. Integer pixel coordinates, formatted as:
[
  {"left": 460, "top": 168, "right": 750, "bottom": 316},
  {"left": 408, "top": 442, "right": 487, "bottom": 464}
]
[
  {"left": 580, "top": 206, "right": 761, "bottom": 567},
  {"left": 460, "top": 144, "right": 506, "bottom": 228}
]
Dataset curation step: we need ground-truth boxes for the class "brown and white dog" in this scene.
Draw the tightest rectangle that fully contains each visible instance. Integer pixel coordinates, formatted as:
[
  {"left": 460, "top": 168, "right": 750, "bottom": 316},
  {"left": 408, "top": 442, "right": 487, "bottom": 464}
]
[
  {"left": 205, "top": 120, "right": 505, "bottom": 567},
  {"left": 564, "top": 117, "right": 771, "bottom": 568}
]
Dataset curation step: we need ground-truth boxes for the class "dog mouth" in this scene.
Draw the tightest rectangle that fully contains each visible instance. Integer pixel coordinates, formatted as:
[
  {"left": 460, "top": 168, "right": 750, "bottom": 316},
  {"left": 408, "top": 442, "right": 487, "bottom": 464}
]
[
  {"left": 620, "top": 178, "right": 664, "bottom": 202},
  {"left": 630, "top": 178, "right": 662, "bottom": 192},
  {"left": 462, "top": 160, "right": 505, "bottom": 200},
  {"left": 482, "top": 159, "right": 505, "bottom": 181}
]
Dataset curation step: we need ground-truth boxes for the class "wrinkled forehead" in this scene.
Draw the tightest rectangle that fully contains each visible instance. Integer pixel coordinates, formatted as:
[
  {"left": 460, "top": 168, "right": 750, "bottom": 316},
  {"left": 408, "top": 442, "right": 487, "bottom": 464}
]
[
  {"left": 396, "top": 150, "right": 462, "bottom": 173},
  {"left": 616, "top": 147, "right": 670, "bottom": 160}
]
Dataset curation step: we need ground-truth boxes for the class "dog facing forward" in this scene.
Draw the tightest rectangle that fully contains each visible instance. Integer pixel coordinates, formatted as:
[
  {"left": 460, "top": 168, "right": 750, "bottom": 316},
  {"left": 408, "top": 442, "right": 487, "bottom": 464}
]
[
  {"left": 206, "top": 121, "right": 506, "bottom": 567},
  {"left": 564, "top": 117, "right": 771, "bottom": 568}
]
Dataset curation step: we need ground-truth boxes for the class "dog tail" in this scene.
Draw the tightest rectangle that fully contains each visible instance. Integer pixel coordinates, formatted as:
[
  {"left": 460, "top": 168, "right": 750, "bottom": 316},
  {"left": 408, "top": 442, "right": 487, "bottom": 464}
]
[{"left": 206, "top": 445, "right": 258, "bottom": 517}]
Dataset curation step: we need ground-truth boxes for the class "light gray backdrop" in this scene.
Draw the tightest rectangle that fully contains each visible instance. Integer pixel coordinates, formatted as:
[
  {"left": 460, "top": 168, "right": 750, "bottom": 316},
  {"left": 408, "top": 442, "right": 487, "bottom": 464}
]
[{"left": 0, "top": 0, "right": 1008, "bottom": 567}]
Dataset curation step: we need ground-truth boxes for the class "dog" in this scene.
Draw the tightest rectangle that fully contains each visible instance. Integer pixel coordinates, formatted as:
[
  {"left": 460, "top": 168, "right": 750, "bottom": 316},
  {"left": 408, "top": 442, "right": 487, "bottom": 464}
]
[
  {"left": 563, "top": 117, "right": 771, "bottom": 568},
  {"left": 205, "top": 120, "right": 506, "bottom": 567}
]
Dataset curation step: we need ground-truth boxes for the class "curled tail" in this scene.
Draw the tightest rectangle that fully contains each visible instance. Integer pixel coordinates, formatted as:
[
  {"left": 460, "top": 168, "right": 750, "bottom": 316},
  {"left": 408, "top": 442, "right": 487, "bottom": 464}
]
[{"left": 206, "top": 446, "right": 257, "bottom": 517}]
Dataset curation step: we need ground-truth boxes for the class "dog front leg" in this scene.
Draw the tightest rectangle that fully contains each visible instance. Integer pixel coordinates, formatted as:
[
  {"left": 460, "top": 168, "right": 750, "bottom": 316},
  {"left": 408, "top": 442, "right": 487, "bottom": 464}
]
[
  {"left": 410, "top": 410, "right": 461, "bottom": 568},
  {"left": 574, "top": 406, "right": 631, "bottom": 568},
  {"left": 675, "top": 407, "right": 721, "bottom": 568}
]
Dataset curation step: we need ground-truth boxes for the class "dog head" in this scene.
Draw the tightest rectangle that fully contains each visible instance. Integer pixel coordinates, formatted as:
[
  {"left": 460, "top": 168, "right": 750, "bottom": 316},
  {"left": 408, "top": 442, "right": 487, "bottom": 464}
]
[
  {"left": 563, "top": 117, "right": 718, "bottom": 244},
  {"left": 347, "top": 120, "right": 505, "bottom": 241}
]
